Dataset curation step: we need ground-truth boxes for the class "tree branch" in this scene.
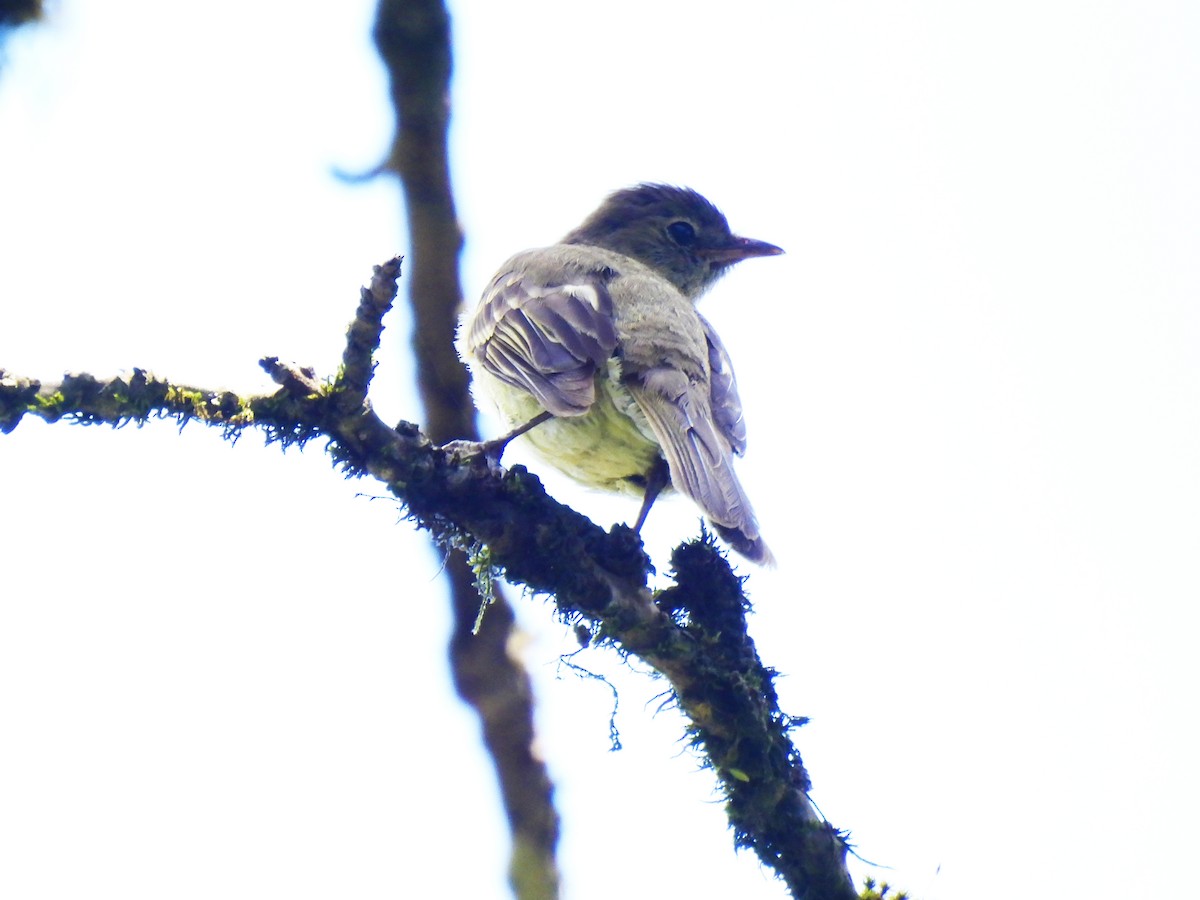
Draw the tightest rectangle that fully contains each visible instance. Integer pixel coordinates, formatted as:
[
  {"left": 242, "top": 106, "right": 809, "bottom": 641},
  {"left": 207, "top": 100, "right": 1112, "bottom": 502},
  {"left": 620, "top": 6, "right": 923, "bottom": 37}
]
[
  {"left": 372, "top": 2, "right": 561, "bottom": 896},
  {"left": 0, "top": 254, "right": 857, "bottom": 899}
]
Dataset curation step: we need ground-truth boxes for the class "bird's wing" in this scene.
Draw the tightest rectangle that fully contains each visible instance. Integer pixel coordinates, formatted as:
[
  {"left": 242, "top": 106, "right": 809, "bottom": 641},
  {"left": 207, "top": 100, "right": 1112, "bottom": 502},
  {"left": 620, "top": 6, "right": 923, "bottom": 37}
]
[
  {"left": 698, "top": 313, "right": 747, "bottom": 456},
  {"left": 465, "top": 254, "right": 619, "bottom": 417},
  {"left": 626, "top": 366, "right": 768, "bottom": 561}
]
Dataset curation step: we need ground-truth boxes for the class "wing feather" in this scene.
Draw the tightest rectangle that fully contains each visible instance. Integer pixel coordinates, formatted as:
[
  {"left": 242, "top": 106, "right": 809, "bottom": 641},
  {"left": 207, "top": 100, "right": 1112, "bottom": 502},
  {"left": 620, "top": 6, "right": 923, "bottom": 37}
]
[
  {"left": 698, "top": 313, "right": 747, "bottom": 456},
  {"left": 627, "top": 367, "right": 770, "bottom": 562},
  {"left": 466, "top": 258, "right": 618, "bottom": 417}
]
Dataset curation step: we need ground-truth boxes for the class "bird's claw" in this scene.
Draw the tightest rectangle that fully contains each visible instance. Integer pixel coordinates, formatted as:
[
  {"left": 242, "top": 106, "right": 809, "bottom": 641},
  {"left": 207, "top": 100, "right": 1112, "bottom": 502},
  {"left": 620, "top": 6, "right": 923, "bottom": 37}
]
[{"left": 441, "top": 438, "right": 508, "bottom": 475}]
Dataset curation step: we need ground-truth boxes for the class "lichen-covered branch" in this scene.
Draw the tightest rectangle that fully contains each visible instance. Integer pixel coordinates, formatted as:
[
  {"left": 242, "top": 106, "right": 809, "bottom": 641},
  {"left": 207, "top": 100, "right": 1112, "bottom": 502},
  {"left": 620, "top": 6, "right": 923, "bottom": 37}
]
[{"left": 0, "top": 253, "right": 856, "bottom": 899}]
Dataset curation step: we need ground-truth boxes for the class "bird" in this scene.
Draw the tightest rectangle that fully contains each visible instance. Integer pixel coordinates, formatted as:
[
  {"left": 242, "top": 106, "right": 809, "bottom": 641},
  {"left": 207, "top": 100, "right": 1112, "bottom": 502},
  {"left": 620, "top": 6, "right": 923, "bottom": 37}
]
[{"left": 456, "top": 183, "right": 782, "bottom": 564}]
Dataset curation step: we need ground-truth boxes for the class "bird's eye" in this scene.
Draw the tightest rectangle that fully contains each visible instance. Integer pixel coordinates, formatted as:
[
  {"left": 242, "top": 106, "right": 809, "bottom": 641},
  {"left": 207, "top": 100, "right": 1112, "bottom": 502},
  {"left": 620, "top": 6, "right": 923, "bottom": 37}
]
[{"left": 666, "top": 221, "right": 697, "bottom": 246}]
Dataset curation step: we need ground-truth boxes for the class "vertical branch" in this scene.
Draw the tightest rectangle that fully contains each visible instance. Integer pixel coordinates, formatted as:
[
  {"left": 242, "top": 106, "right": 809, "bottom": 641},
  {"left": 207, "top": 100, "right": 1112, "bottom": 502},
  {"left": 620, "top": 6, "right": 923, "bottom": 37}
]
[
  {"left": 372, "top": 2, "right": 561, "bottom": 899},
  {"left": 373, "top": 0, "right": 468, "bottom": 447}
]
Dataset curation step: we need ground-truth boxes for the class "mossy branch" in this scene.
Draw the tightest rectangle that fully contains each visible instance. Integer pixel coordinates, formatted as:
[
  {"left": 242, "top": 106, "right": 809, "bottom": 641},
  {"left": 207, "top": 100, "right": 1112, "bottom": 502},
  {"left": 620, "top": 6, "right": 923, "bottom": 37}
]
[{"left": 0, "top": 254, "right": 855, "bottom": 899}]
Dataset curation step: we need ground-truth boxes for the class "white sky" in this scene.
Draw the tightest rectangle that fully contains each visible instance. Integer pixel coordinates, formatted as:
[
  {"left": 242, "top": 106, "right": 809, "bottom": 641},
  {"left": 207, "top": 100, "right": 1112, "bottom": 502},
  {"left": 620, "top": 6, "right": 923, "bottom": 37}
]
[{"left": 2, "top": 2, "right": 1198, "bottom": 898}]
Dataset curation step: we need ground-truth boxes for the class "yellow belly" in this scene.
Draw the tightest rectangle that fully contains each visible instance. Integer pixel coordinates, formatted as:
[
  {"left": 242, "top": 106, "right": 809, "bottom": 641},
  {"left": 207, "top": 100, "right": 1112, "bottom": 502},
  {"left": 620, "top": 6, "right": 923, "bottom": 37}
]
[{"left": 473, "top": 364, "right": 662, "bottom": 496}]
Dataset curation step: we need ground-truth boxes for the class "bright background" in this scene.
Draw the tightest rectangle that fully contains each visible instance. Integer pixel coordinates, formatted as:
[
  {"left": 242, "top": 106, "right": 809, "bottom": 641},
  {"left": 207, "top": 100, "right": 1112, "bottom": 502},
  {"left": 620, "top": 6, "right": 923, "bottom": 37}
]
[{"left": 2, "top": 2, "right": 1198, "bottom": 898}]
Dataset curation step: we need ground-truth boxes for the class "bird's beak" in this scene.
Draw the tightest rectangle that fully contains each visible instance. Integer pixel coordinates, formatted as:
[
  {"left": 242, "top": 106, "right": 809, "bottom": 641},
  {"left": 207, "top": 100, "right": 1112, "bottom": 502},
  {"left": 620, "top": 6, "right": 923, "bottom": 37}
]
[{"left": 703, "top": 236, "right": 785, "bottom": 265}]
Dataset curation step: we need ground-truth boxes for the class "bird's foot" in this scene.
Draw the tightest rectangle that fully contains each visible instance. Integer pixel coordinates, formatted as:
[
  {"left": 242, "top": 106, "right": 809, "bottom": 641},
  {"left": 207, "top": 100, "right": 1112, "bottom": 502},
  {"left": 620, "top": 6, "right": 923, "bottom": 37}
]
[
  {"left": 440, "top": 412, "right": 553, "bottom": 471},
  {"left": 440, "top": 437, "right": 510, "bottom": 475},
  {"left": 446, "top": 439, "right": 506, "bottom": 465}
]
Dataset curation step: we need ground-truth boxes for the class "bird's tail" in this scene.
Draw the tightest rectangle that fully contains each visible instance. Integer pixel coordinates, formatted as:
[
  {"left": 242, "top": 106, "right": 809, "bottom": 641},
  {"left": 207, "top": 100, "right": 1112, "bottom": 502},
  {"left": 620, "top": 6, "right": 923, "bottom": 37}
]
[
  {"left": 711, "top": 522, "right": 775, "bottom": 567},
  {"left": 628, "top": 374, "right": 772, "bottom": 566}
]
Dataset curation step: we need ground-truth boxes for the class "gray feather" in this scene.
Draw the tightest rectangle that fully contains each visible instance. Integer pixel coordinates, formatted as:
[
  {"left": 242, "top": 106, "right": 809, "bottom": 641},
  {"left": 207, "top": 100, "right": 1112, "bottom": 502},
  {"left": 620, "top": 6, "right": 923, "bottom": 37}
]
[
  {"left": 699, "top": 313, "right": 747, "bottom": 456},
  {"left": 625, "top": 367, "right": 766, "bottom": 556},
  {"left": 467, "top": 255, "right": 619, "bottom": 417}
]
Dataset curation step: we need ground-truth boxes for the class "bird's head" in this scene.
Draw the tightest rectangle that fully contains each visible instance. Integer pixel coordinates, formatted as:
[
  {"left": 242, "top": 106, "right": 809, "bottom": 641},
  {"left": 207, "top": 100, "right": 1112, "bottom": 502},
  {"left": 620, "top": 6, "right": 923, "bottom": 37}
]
[{"left": 562, "top": 183, "right": 783, "bottom": 299}]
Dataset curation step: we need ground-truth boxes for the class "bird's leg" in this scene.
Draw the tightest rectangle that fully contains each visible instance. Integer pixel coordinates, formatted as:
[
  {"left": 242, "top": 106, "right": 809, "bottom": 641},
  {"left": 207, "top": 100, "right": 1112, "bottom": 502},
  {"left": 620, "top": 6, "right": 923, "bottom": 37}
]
[
  {"left": 441, "top": 410, "right": 554, "bottom": 463},
  {"left": 632, "top": 456, "right": 671, "bottom": 533}
]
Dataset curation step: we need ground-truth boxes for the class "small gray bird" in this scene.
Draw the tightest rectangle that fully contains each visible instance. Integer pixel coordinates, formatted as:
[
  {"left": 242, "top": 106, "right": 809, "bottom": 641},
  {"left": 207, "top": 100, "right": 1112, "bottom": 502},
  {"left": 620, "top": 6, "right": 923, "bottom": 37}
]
[{"left": 457, "top": 184, "right": 782, "bottom": 564}]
